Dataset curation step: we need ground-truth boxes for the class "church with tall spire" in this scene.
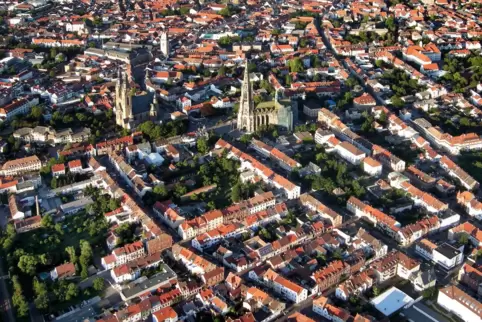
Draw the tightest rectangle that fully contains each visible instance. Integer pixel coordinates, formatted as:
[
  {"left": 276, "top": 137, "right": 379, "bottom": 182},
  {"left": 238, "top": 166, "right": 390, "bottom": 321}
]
[
  {"left": 236, "top": 63, "right": 295, "bottom": 133},
  {"left": 115, "top": 68, "right": 159, "bottom": 130}
]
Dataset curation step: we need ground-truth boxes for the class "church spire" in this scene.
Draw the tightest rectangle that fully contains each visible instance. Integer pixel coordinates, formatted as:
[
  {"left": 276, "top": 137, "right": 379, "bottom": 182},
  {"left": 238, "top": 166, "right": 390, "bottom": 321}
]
[{"left": 237, "top": 61, "right": 256, "bottom": 133}]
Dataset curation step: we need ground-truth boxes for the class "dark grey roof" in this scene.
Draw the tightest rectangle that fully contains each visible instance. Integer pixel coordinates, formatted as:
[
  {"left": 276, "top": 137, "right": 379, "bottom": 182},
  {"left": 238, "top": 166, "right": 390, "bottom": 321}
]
[
  {"left": 435, "top": 243, "right": 461, "bottom": 260},
  {"left": 121, "top": 264, "right": 177, "bottom": 300},
  {"left": 132, "top": 91, "right": 154, "bottom": 115}
]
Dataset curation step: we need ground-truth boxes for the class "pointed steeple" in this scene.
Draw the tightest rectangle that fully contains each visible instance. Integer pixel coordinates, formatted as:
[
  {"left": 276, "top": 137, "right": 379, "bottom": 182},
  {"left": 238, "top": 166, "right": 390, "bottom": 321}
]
[
  {"left": 237, "top": 61, "right": 255, "bottom": 132},
  {"left": 117, "top": 68, "right": 123, "bottom": 85}
]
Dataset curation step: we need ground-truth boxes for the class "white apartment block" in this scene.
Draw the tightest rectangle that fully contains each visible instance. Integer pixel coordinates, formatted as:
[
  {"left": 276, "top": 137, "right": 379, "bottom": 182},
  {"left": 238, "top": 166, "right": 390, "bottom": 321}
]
[{"left": 1, "top": 155, "right": 42, "bottom": 176}]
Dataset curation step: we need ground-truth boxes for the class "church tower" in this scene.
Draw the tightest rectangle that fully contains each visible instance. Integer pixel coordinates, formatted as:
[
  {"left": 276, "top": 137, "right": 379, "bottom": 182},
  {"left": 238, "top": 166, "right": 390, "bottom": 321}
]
[
  {"left": 160, "top": 31, "right": 169, "bottom": 57},
  {"left": 237, "top": 63, "right": 255, "bottom": 133},
  {"left": 115, "top": 70, "right": 134, "bottom": 129},
  {"left": 149, "top": 95, "right": 159, "bottom": 121}
]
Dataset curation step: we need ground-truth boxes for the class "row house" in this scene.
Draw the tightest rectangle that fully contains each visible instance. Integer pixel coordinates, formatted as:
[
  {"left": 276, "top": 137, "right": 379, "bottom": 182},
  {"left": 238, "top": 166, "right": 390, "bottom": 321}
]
[
  {"left": 439, "top": 156, "right": 479, "bottom": 191},
  {"left": 192, "top": 223, "right": 244, "bottom": 251},
  {"left": 101, "top": 241, "right": 145, "bottom": 269},
  {"left": 362, "top": 157, "right": 383, "bottom": 177},
  {"left": 458, "top": 263, "right": 482, "bottom": 298},
  {"left": 222, "top": 191, "right": 276, "bottom": 223},
  {"left": 104, "top": 206, "right": 135, "bottom": 226},
  {"left": 413, "top": 118, "right": 482, "bottom": 155},
  {"left": 99, "top": 297, "right": 175, "bottom": 322},
  {"left": 402, "top": 43, "right": 441, "bottom": 66},
  {"left": 14, "top": 215, "right": 42, "bottom": 233},
  {"left": 387, "top": 114, "right": 417, "bottom": 139},
  {"left": 336, "top": 270, "right": 375, "bottom": 301},
  {"left": 32, "top": 38, "right": 85, "bottom": 47},
  {"left": 1, "top": 155, "right": 41, "bottom": 176},
  {"left": 242, "top": 203, "right": 286, "bottom": 231},
  {"left": 369, "top": 250, "right": 420, "bottom": 283},
  {"left": 415, "top": 239, "right": 464, "bottom": 271},
  {"left": 109, "top": 152, "right": 152, "bottom": 197},
  {"left": 251, "top": 139, "right": 301, "bottom": 172},
  {"left": 437, "top": 285, "right": 482, "bottom": 322},
  {"left": 448, "top": 222, "right": 482, "bottom": 248},
  {"left": 201, "top": 266, "right": 224, "bottom": 288},
  {"left": 158, "top": 289, "right": 183, "bottom": 309},
  {"left": 300, "top": 193, "right": 343, "bottom": 227},
  {"left": 396, "top": 216, "right": 440, "bottom": 246},
  {"left": 243, "top": 286, "right": 285, "bottom": 320},
  {"left": 405, "top": 165, "right": 436, "bottom": 190},
  {"left": 457, "top": 191, "right": 482, "bottom": 219},
  {"left": 197, "top": 288, "right": 229, "bottom": 315},
  {"left": 13, "top": 126, "right": 91, "bottom": 145},
  {"left": 153, "top": 201, "right": 186, "bottom": 229},
  {"left": 215, "top": 139, "right": 300, "bottom": 199},
  {"left": 0, "top": 96, "right": 39, "bottom": 121},
  {"left": 95, "top": 135, "right": 134, "bottom": 156},
  {"left": 58, "top": 143, "right": 94, "bottom": 160},
  {"left": 313, "top": 296, "right": 352, "bottom": 322},
  {"left": 372, "top": 145, "right": 406, "bottom": 172},
  {"left": 111, "top": 252, "right": 163, "bottom": 284},
  {"left": 347, "top": 197, "right": 401, "bottom": 238},
  {"left": 249, "top": 268, "right": 309, "bottom": 304},
  {"left": 178, "top": 209, "right": 224, "bottom": 240},
  {"left": 170, "top": 244, "right": 217, "bottom": 275},
  {"left": 354, "top": 228, "right": 388, "bottom": 261},
  {"left": 333, "top": 141, "right": 366, "bottom": 165},
  {"left": 312, "top": 260, "right": 351, "bottom": 292},
  {"left": 399, "top": 181, "right": 449, "bottom": 214}
]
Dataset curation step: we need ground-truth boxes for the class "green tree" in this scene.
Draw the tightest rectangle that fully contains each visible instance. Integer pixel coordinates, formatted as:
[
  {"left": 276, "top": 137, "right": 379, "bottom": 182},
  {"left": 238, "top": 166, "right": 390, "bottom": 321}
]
[
  {"left": 385, "top": 16, "right": 396, "bottom": 31},
  {"left": 372, "top": 286, "right": 380, "bottom": 296},
  {"left": 50, "top": 177, "right": 58, "bottom": 189},
  {"left": 79, "top": 240, "right": 93, "bottom": 279},
  {"left": 459, "top": 233, "right": 469, "bottom": 245},
  {"left": 422, "top": 287, "right": 438, "bottom": 299},
  {"left": 65, "top": 246, "right": 77, "bottom": 264},
  {"left": 218, "top": 65, "right": 227, "bottom": 76},
  {"left": 285, "top": 74, "right": 293, "bottom": 86},
  {"left": 18, "top": 254, "right": 38, "bottom": 275},
  {"left": 12, "top": 275, "right": 29, "bottom": 317},
  {"left": 30, "top": 106, "right": 43, "bottom": 119},
  {"left": 288, "top": 57, "right": 304, "bottom": 72},
  {"left": 41, "top": 214, "right": 54, "bottom": 228},
  {"left": 65, "top": 283, "right": 78, "bottom": 301},
  {"left": 219, "top": 6, "right": 232, "bottom": 17},
  {"left": 153, "top": 185, "right": 168, "bottom": 199},
  {"left": 391, "top": 95, "right": 404, "bottom": 108},
  {"left": 207, "top": 201, "right": 216, "bottom": 210},
  {"left": 33, "top": 277, "right": 49, "bottom": 311},
  {"left": 197, "top": 137, "right": 209, "bottom": 154},
  {"left": 92, "top": 277, "right": 105, "bottom": 292},
  {"left": 254, "top": 95, "right": 264, "bottom": 104},
  {"left": 231, "top": 184, "right": 242, "bottom": 202}
]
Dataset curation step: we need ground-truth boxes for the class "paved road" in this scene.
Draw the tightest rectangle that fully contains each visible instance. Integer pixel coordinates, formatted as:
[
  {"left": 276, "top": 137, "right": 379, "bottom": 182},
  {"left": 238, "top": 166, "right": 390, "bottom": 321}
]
[{"left": 0, "top": 256, "right": 15, "bottom": 322}]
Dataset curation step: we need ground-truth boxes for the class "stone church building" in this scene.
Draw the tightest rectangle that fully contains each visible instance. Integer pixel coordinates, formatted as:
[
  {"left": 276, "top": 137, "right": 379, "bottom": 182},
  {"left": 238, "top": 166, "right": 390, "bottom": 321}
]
[
  {"left": 237, "top": 64, "right": 294, "bottom": 133},
  {"left": 115, "top": 69, "right": 159, "bottom": 130}
]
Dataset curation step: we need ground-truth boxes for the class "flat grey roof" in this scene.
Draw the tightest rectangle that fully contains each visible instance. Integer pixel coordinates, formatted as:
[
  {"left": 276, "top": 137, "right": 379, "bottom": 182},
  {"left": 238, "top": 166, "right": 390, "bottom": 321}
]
[{"left": 121, "top": 264, "right": 177, "bottom": 300}]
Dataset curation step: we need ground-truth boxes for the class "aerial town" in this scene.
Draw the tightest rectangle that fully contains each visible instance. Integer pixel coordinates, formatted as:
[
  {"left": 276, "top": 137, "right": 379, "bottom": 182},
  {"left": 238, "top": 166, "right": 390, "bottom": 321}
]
[{"left": 0, "top": 0, "right": 481, "bottom": 321}]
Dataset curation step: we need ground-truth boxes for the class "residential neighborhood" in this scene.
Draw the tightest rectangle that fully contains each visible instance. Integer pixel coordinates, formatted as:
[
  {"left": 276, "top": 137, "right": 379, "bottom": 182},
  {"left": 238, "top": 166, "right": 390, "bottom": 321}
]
[{"left": 0, "top": 0, "right": 480, "bottom": 321}]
